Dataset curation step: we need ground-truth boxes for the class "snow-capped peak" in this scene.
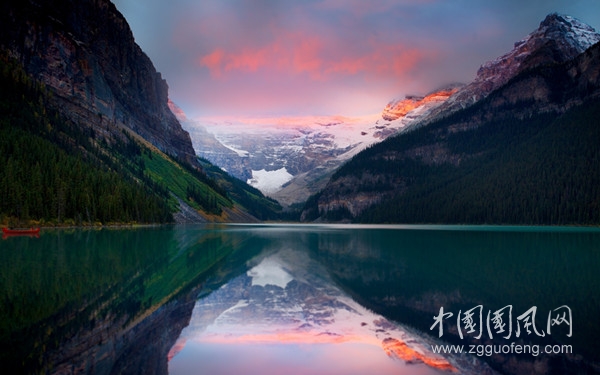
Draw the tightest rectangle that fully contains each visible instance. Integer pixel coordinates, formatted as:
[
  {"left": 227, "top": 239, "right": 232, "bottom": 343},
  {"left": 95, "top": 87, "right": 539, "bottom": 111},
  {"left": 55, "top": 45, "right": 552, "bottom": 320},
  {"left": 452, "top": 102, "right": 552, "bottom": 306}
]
[
  {"left": 415, "top": 13, "right": 600, "bottom": 127},
  {"left": 475, "top": 13, "right": 600, "bottom": 89},
  {"left": 537, "top": 13, "right": 600, "bottom": 52}
]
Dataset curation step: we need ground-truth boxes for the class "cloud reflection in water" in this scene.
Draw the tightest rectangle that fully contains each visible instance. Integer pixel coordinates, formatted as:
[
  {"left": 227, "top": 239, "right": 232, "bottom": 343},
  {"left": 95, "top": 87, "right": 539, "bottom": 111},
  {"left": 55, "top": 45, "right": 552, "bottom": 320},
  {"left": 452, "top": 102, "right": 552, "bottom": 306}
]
[{"left": 168, "top": 248, "right": 479, "bottom": 374}]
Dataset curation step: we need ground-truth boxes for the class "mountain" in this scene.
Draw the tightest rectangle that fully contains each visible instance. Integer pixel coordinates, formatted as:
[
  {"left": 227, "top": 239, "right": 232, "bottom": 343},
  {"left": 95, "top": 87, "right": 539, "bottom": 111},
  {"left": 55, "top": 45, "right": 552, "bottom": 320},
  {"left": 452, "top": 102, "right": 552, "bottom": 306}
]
[
  {"left": 0, "top": 0, "right": 280, "bottom": 224},
  {"left": 415, "top": 13, "right": 600, "bottom": 128},
  {"left": 187, "top": 86, "right": 459, "bottom": 207},
  {"left": 0, "top": 0, "right": 197, "bottom": 166},
  {"left": 382, "top": 85, "right": 461, "bottom": 121},
  {"left": 302, "top": 14, "right": 600, "bottom": 224}
]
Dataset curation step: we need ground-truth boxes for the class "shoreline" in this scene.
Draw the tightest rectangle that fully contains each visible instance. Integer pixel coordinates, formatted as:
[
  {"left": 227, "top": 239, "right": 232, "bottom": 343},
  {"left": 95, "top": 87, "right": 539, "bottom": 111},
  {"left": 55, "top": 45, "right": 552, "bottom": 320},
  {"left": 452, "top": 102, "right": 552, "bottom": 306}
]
[{"left": 3, "top": 221, "right": 600, "bottom": 232}]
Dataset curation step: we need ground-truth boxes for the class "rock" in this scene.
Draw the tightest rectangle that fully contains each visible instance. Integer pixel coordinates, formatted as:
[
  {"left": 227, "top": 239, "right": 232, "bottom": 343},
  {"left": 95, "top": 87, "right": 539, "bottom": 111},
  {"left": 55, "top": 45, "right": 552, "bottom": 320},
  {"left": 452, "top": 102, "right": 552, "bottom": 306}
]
[
  {"left": 0, "top": 0, "right": 198, "bottom": 166},
  {"left": 382, "top": 86, "right": 461, "bottom": 122}
]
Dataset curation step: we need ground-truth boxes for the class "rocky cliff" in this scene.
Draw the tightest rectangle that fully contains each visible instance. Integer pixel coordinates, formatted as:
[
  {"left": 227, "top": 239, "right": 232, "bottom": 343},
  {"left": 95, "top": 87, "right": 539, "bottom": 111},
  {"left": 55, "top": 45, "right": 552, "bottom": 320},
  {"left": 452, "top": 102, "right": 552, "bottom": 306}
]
[
  {"left": 0, "top": 0, "right": 198, "bottom": 166},
  {"left": 47, "top": 285, "right": 199, "bottom": 375}
]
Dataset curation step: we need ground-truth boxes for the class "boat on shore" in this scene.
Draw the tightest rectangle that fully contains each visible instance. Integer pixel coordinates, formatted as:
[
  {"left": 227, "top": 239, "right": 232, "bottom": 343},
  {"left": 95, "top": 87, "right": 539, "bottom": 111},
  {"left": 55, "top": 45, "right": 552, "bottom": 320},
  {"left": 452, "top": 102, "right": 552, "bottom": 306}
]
[{"left": 2, "top": 227, "right": 40, "bottom": 238}]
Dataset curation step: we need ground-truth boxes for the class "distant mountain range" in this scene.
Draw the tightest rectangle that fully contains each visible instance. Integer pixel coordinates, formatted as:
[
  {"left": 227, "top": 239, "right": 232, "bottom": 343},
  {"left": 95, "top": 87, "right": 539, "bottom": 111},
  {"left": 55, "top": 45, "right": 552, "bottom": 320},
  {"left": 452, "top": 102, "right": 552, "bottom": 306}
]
[
  {"left": 184, "top": 86, "right": 460, "bottom": 207},
  {"left": 301, "top": 13, "right": 600, "bottom": 224}
]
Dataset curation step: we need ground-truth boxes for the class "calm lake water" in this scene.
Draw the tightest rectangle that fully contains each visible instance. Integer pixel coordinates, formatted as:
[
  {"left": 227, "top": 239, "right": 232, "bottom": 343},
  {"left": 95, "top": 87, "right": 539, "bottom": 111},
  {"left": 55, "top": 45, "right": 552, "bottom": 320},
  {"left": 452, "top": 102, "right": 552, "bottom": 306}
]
[{"left": 1, "top": 224, "right": 599, "bottom": 374}]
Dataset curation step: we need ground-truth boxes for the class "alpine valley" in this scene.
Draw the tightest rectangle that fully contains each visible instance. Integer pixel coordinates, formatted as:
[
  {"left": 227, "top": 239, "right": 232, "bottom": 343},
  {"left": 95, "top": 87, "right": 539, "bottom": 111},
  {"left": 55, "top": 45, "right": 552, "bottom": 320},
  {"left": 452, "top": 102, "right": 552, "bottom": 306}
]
[
  {"left": 2, "top": 4, "right": 600, "bottom": 375},
  {"left": 184, "top": 85, "right": 460, "bottom": 208}
]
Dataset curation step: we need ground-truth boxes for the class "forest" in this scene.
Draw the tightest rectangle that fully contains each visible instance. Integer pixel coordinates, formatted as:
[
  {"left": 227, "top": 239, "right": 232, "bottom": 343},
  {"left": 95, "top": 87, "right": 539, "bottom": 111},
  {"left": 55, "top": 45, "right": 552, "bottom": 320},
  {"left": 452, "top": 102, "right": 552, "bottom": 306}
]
[
  {"left": 0, "top": 56, "right": 173, "bottom": 225},
  {"left": 365, "top": 102, "right": 599, "bottom": 224},
  {"left": 0, "top": 54, "right": 281, "bottom": 225},
  {"left": 305, "top": 93, "right": 600, "bottom": 225}
]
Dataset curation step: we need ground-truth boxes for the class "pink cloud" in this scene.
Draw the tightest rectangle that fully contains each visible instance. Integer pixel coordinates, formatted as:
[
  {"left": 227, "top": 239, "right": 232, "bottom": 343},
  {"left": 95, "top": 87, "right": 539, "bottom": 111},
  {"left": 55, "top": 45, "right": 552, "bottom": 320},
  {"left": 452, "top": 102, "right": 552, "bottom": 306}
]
[
  {"left": 225, "top": 48, "right": 269, "bottom": 72},
  {"left": 291, "top": 36, "right": 324, "bottom": 76},
  {"left": 199, "top": 49, "right": 225, "bottom": 77},
  {"left": 389, "top": 47, "right": 431, "bottom": 75},
  {"left": 197, "top": 31, "right": 433, "bottom": 82}
]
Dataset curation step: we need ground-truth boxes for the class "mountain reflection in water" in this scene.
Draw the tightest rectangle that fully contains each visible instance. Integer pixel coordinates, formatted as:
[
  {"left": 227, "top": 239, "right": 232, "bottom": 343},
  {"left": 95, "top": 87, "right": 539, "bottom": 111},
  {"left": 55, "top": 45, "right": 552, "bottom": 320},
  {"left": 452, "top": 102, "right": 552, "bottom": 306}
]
[
  {"left": 2, "top": 224, "right": 599, "bottom": 374},
  {"left": 168, "top": 229, "right": 492, "bottom": 375},
  {"left": 0, "top": 226, "right": 240, "bottom": 374}
]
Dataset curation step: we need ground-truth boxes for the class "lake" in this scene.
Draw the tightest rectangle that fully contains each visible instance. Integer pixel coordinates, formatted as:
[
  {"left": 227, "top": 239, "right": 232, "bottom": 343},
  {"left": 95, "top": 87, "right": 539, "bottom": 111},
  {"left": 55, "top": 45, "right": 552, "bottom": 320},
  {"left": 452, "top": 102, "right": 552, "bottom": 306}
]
[{"left": 1, "top": 224, "right": 598, "bottom": 374}]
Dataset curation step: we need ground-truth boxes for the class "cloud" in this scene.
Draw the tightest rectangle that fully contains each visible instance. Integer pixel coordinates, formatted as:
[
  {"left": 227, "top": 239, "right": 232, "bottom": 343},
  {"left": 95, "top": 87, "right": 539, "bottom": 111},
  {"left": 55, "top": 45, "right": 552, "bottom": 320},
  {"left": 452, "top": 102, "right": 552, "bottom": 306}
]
[
  {"left": 197, "top": 30, "right": 433, "bottom": 82},
  {"left": 114, "top": 0, "right": 600, "bottom": 117},
  {"left": 199, "top": 49, "right": 225, "bottom": 77}
]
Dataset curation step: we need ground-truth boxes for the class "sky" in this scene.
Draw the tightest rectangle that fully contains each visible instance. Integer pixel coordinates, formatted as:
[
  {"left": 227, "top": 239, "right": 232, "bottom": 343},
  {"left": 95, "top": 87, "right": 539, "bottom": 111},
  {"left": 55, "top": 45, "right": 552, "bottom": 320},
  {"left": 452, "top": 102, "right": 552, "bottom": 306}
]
[{"left": 112, "top": 0, "right": 600, "bottom": 119}]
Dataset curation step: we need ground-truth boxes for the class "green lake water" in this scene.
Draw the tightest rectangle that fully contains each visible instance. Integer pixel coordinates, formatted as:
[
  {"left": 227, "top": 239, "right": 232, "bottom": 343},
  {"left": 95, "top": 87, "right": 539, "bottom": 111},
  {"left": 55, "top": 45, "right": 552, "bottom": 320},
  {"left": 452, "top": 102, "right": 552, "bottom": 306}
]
[{"left": 1, "top": 224, "right": 598, "bottom": 374}]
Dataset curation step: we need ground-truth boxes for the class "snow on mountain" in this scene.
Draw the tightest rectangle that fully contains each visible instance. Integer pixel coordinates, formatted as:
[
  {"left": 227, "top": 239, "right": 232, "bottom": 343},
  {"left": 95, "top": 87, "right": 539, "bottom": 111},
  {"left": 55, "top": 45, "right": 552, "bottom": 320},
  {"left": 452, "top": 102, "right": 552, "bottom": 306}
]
[
  {"left": 168, "top": 99, "right": 188, "bottom": 123},
  {"left": 476, "top": 13, "right": 600, "bottom": 93},
  {"left": 382, "top": 85, "right": 461, "bottom": 121},
  {"left": 247, "top": 168, "right": 294, "bottom": 195},
  {"left": 184, "top": 89, "right": 455, "bottom": 206}
]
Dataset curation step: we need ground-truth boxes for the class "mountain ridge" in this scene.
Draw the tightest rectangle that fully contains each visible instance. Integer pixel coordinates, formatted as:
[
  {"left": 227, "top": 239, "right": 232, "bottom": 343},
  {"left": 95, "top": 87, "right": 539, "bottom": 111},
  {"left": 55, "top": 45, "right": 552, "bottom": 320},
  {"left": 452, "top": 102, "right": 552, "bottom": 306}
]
[
  {"left": 382, "top": 85, "right": 462, "bottom": 121},
  {"left": 301, "top": 14, "right": 600, "bottom": 224},
  {"left": 412, "top": 13, "right": 600, "bottom": 129}
]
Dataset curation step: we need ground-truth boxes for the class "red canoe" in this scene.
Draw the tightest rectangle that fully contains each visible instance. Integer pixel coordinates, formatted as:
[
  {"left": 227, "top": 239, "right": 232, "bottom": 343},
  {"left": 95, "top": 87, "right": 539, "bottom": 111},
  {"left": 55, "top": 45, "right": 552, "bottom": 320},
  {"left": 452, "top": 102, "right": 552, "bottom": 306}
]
[{"left": 2, "top": 227, "right": 40, "bottom": 236}]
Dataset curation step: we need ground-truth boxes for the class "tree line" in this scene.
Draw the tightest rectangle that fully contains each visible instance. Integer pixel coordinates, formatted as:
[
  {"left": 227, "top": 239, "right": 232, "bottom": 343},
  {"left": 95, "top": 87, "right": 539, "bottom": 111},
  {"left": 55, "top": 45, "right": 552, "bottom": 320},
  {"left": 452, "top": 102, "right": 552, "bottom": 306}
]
[
  {"left": 305, "top": 93, "right": 600, "bottom": 225},
  {"left": 359, "top": 100, "right": 600, "bottom": 224},
  {"left": 0, "top": 54, "right": 173, "bottom": 225}
]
